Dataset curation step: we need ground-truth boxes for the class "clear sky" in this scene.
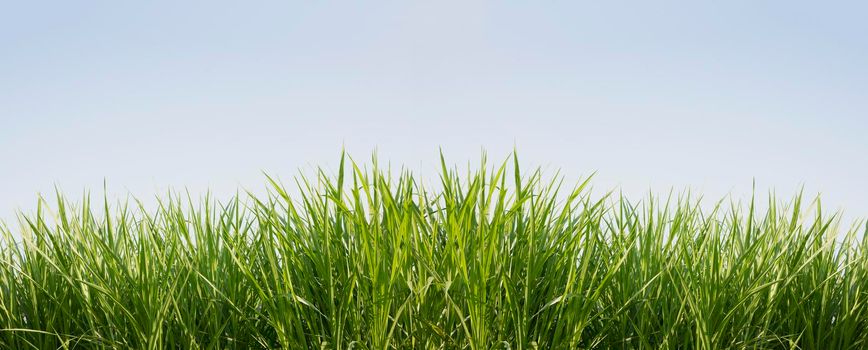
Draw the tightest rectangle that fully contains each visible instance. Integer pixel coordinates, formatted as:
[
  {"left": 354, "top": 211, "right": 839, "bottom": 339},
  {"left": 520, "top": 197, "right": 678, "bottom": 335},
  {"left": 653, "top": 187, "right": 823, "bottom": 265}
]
[{"left": 1, "top": 1, "right": 866, "bottom": 223}]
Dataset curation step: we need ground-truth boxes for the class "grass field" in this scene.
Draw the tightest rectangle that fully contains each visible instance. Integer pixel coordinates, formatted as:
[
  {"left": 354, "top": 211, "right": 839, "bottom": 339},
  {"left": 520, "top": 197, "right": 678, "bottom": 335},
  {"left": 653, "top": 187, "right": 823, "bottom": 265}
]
[{"left": 1, "top": 153, "right": 866, "bottom": 349}]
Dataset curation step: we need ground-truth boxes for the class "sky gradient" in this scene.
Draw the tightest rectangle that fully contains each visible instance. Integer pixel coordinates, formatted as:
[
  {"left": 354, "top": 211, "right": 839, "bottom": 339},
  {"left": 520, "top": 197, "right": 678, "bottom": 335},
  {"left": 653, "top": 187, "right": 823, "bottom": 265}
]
[{"left": 2, "top": 1, "right": 866, "bottom": 223}]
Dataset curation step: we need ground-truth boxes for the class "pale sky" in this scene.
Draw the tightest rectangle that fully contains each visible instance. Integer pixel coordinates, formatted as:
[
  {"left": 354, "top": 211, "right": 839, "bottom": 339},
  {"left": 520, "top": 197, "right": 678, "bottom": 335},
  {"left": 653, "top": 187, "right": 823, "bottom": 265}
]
[{"left": 1, "top": 1, "right": 866, "bottom": 224}]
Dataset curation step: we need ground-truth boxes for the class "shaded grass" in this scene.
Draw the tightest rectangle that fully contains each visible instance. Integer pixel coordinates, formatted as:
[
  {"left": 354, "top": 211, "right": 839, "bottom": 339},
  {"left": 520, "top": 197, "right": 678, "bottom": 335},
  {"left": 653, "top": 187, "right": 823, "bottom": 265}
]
[{"left": 1, "top": 153, "right": 866, "bottom": 349}]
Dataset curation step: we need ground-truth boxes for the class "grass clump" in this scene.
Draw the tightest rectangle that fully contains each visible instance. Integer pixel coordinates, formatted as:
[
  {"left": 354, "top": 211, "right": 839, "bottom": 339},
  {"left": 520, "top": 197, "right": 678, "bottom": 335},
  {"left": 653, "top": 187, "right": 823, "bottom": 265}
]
[{"left": 1, "top": 153, "right": 867, "bottom": 349}]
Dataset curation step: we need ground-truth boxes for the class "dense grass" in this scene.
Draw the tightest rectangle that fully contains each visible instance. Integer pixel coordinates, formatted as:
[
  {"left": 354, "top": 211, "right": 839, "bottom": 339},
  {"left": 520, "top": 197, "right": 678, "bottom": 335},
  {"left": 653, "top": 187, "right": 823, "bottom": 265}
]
[{"left": 1, "top": 153, "right": 867, "bottom": 349}]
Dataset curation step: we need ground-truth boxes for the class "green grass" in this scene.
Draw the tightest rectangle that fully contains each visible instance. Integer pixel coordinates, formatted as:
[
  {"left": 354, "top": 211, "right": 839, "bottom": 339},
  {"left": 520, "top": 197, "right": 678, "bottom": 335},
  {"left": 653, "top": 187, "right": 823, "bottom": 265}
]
[{"left": 1, "top": 153, "right": 866, "bottom": 349}]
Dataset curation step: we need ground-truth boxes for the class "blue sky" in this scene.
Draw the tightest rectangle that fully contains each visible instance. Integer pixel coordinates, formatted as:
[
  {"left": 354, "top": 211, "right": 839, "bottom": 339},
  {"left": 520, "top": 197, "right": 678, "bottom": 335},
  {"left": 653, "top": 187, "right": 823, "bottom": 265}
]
[{"left": 1, "top": 1, "right": 866, "bottom": 222}]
